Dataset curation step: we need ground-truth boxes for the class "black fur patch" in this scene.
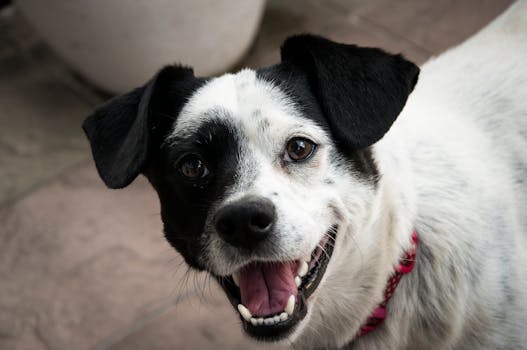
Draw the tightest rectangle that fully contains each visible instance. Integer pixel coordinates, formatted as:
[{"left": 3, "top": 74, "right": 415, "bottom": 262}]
[
  {"left": 83, "top": 34, "right": 419, "bottom": 266},
  {"left": 257, "top": 63, "right": 379, "bottom": 183},
  {"left": 257, "top": 118, "right": 270, "bottom": 133},
  {"left": 82, "top": 65, "right": 207, "bottom": 188},
  {"left": 259, "top": 35, "right": 418, "bottom": 183},
  {"left": 324, "top": 178, "right": 335, "bottom": 185},
  {"left": 145, "top": 117, "right": 243, "bottom": 269},
  {"left": 280, "top": 34, "right": 419, "bottom": 151}
]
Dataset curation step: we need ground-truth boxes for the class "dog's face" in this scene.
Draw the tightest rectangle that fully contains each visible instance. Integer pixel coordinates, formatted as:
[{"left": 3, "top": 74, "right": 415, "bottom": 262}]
[{"left": 83, "top": 35, "right": 418, "bottom": 345}]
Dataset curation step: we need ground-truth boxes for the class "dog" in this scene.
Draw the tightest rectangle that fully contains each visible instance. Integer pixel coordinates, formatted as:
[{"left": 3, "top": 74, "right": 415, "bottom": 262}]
[{"left": 82, "top": 2, "right": 527, "bottom": 349}]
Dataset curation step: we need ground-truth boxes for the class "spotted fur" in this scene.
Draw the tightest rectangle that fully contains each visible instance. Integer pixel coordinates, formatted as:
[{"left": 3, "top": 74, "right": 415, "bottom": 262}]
[{"left": 83, "top": 2, "right": 527, "bottom": 349}]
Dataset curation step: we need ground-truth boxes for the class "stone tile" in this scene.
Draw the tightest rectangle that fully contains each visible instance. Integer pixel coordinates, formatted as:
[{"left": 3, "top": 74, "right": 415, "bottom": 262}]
[
  {"left": 105, "top": 285, "right": 288, "bottom": 350},
  {"left": 238, "top": 0, "right": 431, "bottom": 70},
  {"left": 0, "top": 163, "right": 287, "bottom": 350},
  {"left": 326, "top": 0, "right": 379, "bottom": 12},
  {"left": 0, "top": 9, "right": 41, "bottom": 54},
  {"left": 0, "top": 165, "right": 190, "bottom": 349},
  {"left": 240, "top": 0, "right": 353, "bottom": 68},
  {"left": 321, "top": 15, "right": 431, "bottom": 65},
  {"left": 240, "top": 0, "right": 513, "bottom": 70},
  {"left": 0, "top": 11, "right": 101, "bottom": 205},
  {"left": 0, "top": 9, "right": 16, "bottom": 59},
  {"left": 355, "top": 0, "right": 514, "bottom": 54},
  {"left": 0, "top": 1, "right": 514, "bottom": 350},
  {"left": 0, "top": 54, "right": 90, "bottom": 205}
]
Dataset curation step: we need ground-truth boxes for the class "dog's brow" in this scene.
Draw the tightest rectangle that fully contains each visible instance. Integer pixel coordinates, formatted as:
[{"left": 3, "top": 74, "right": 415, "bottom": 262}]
[
  {"left": 202, "top": 106, "right": 233, "bottom": 120},
  {"left": 168, "top": 116, "right": 239, "bottom": 151},
  {"left": 166, "top": 107, "right": 234, "bottom": 144}
]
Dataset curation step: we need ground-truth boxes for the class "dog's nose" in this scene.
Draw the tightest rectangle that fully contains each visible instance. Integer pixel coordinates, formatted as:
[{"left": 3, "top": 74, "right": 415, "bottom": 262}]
[{"left": 214, "top": 196, "right": 276, "bottom": 249}]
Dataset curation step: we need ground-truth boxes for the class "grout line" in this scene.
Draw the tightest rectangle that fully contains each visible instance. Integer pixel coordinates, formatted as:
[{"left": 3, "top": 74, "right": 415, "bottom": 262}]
[
  {"left": 356, "top": 14, "right": 435, "bottom": 56},
  {"left": 0, "top": 157, "right": 92, "bottom": 210},
  {"left": 324, "top": 0, "right": 362, "bottom": 15}
]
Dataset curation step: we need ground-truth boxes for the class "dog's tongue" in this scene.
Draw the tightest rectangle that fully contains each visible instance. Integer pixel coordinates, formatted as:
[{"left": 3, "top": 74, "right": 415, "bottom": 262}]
[{"left": 238, "top": 261, "right": 298, "bottom": 317}]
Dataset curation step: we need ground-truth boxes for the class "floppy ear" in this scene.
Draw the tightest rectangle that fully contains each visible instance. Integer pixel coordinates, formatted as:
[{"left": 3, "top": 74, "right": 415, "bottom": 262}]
[
  {"left": 280, "top": 34, "right": 419, "bottom": 151},
  {"left": 82, "top": 65, "right": 197, "bottom": 189}
]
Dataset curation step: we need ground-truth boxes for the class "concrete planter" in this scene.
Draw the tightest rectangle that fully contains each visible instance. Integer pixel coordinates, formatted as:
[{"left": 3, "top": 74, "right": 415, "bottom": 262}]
[{"left": 17, "top": 0, "right": 265, "bottom": 93}]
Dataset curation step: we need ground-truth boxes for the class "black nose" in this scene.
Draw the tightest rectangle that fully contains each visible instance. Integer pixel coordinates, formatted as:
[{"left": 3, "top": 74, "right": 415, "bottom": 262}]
[{"left": 214, "top": 196, "right": 276, "bottom": 249}]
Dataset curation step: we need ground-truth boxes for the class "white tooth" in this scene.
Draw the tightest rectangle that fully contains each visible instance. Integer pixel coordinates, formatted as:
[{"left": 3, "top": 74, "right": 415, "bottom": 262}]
[
  {"left": 285, "top": 295, "right": 295, "bottom": 315},
  {"left": 304, "top": 254, "right": 312, "bottom": 263},
  {"left": 295, "top": 276, "right": 302, "bottom": 287},
  {"left": 273, "top": 315, "right": 281, "bottom": 323},
  {"left": 280, "top": 312, "right": 288, "bottom": 321},
  {"left": 237, "top": 304, "right": 252, "bottom": 322},
  {"left": 297, "top": 261, "right": 309, "bottom": 277},
  {"left": 257, "top": 318, "right": 264, "bottom": 325},
  {"left": 232, "top": 272, "right": 240, "bottom": 287},
  {"left": 250, "top": 318, "right": 258, "bottom": 326},
  {"left": 264, "top": 317, "right": 274, "bottom": 325}
]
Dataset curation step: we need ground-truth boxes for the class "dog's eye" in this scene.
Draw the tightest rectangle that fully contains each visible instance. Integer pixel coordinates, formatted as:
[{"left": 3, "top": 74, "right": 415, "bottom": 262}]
[
  {"left": 177, "top": 155, "right": 210, "bottom": 178},
  {"left": 285, "top": 137, "right": 317, "bottom": 162}
]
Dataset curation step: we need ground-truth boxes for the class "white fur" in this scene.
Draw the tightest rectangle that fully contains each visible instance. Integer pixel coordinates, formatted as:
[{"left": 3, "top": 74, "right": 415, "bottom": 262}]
[
  {"left": 169, "top": 2, "right": 527, "bottom": 348},
  {"left": 319, "top": 2, "right": 527, "bottom": 348},
  {"left": 171, "top": 69, "right": 355, "bottom": 276}
]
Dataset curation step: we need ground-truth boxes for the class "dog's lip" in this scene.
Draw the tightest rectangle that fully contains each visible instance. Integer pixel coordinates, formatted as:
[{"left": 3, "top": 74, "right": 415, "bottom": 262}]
[{"left": 216, "top": 225, "right": 337, "bottom": 341}]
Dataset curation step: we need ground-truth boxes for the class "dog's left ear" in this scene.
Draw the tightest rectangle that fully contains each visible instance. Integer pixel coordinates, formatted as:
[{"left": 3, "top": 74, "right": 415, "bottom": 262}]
[
  {"left": 83, "top": 65, "right": 199, "bottom": 189},
  {"left": 281, "top": 34, "right": 419, "bottom": 150}
]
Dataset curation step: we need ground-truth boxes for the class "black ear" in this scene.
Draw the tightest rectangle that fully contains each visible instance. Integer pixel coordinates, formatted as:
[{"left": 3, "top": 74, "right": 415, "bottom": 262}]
[
  {"left": 82, "top": 65, "right": 198, "bottom": 189},
  {"left": 280, "top": 34, "right": 419, "bottom": 150}
]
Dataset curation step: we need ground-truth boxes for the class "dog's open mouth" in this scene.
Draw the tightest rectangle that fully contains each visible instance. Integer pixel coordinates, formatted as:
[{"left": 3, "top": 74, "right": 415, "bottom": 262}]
[{"left": 218, "top": 226, "right": 337, "bottom": 340}]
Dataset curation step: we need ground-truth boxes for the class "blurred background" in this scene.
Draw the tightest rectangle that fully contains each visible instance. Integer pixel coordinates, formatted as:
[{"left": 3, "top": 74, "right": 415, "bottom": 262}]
[{"left": 0, "top": 0, "right": 513, "bottom": 349}]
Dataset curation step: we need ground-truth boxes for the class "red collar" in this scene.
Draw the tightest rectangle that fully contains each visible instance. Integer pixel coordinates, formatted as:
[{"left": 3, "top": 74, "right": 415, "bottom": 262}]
[{"left": 355, "top": 231, "right": 418, "bottom": 338}]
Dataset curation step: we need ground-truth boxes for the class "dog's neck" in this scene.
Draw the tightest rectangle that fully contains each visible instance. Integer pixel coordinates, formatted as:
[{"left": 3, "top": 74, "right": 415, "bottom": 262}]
[
  {"left": 347, "top": 121, "right": 420, "bottom": 342},
  {"left": 374, "top": 116, "right": 419, "bottom": 245},
  {"left": 354, "top": 230, "right": 418, "bottom": 338}
]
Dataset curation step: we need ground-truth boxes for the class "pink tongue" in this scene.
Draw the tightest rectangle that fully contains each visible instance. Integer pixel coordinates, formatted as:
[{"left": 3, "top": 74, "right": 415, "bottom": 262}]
[{"left": 238, "top": 261, "right": 298, "bottom": 317}]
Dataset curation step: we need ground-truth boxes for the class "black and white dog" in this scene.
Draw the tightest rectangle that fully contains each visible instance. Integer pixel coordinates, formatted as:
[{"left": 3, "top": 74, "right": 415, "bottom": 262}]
[{"left": 83, "top": 2, "right": 527, "bottom": 349}]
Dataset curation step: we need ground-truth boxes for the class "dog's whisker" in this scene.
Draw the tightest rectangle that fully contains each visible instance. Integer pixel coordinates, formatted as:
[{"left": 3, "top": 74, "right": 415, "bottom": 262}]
[
  {"left": 168, "top": 265, "right": 194, "bottom": 307},
  {"left": 79, "top": 8, "right": 527, "bottom": 345},
  {"left": 322, "top": 231, "right": 337, "bottom": 244},
  {"left": 316, "top": 243, "right": 331, "bottom": 260}
]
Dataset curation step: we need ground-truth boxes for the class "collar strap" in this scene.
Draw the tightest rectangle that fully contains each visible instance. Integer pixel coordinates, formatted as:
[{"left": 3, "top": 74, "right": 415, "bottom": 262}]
[{"left": 356, "top": 230, "right": 418, "bottom": 338}]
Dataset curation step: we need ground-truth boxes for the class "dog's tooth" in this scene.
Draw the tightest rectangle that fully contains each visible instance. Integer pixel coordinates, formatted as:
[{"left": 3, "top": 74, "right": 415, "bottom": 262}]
[
  {"left": 250, "top": 317, "right": 258, "bottom": 326},
  {"left": 295, "top": 276, "right": 302, "bottom": 287},
  {"left": 280, "top": 312, "right": 288, "bottom": 321},
  {"left": 297, "top": 261, "right": 309, "bottom": 277},
  {"left": 237, "top": 304, "right": 252, "bottom": 322},
  {"left": 303, "top": 253, "right": 312, "bottom": 263},
  {"left": 264, "top": 317, "right": 274, "bottom": 325},
  {"left": 273, "top": 315, "right": 281, "bottom": 323},
  {"left": 257, "top": 318, "right": 264, "bottom": 325},
  {"left": 285, "top": 295, "right": 295, "bottom": 315},
  {"left": 232, "top": 272, "right": 240, "bottom": 287}
]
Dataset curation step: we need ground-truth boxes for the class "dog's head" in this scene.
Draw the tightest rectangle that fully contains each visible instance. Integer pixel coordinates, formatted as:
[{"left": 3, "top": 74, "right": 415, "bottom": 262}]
[{"left": 83, "top": 35, "right": 418, "bottom": 345}]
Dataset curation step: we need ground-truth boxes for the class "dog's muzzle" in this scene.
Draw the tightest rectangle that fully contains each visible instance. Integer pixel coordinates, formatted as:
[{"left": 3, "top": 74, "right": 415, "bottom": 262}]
[{"left": 212, "top": 197, "right": 337, "bottom": 340}]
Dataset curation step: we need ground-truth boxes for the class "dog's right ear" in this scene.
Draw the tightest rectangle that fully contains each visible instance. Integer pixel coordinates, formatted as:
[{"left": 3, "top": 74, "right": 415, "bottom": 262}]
[
  {"left": 280, "top": 34, "right": 419, "bottom": 152},
  {"left": 82, "top": 65, "right": 198, "bottom": 189}
]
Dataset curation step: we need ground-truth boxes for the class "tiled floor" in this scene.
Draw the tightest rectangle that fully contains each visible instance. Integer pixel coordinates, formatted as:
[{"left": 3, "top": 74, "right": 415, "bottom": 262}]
[{"left": 0, "top": 1, "right": 514, "bottom": 349}]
